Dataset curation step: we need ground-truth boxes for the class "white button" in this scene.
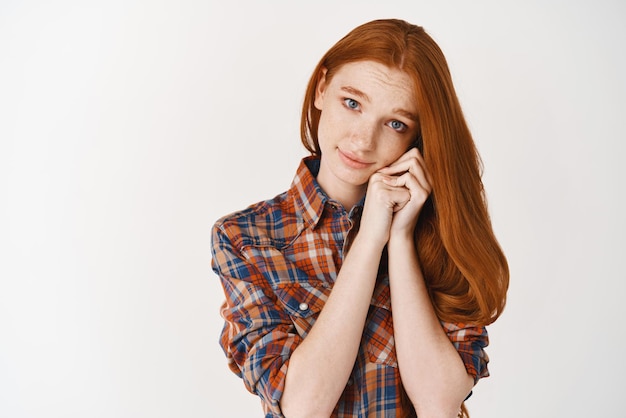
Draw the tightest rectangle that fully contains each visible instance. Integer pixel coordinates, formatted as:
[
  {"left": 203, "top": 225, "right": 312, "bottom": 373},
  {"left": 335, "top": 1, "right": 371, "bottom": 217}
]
[
  {"left": 347, "top": 379, "right": 354, "bottom": 386},
  {"left": 298, "top": 302, "right": 309, "bottom": 311}
]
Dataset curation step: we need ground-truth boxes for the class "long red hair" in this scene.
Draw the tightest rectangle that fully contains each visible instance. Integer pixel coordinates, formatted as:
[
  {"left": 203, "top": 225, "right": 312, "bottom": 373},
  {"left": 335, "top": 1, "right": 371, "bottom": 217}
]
[{"left": 300, "top": 19, "right": 509, "bottom": 327}]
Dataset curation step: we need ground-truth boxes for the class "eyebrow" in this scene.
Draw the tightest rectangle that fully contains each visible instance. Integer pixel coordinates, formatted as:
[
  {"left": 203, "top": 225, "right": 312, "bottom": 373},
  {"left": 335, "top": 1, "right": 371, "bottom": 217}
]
[
  {"left": 341, "top": 86, "right": 370, "bottom": 102},
  {"left": 340, "top": 85, "right": 418, "bottom": 122},
  {"left": 393, "top": 108, "right": 419, "bottom": 122}
]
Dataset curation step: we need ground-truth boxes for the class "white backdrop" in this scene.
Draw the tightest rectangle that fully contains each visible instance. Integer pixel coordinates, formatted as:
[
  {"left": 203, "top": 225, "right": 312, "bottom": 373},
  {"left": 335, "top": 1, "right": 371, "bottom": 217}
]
[{"left": 1, "top": 1, "right": 625, "bottom": 417}]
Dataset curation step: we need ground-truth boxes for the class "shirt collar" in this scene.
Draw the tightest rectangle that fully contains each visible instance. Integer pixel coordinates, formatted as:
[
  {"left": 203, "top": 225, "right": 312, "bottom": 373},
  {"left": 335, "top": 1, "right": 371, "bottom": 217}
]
[
  {"left": 291, "top": 156, "right": 365, "bottom": 227},
  {"left": 291, "top": 156, "right": 328, "bottom": 227}
]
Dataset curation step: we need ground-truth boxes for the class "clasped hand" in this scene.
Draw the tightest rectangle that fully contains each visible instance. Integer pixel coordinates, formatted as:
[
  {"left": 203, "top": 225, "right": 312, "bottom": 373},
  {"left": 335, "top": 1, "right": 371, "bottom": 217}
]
[{"left": 359, "top": 147, "right": 433, "bottom": 246}]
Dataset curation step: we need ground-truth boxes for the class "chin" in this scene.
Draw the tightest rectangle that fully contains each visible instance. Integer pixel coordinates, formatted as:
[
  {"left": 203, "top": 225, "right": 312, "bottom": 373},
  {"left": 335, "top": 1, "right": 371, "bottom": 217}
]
[{"left": 338, "top": 169, "right": 371, "bottom": 187}]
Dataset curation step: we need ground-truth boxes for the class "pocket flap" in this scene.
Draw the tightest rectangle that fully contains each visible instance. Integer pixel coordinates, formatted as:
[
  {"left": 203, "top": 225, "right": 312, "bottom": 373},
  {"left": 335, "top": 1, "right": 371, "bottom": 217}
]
[{"left": 274, "top": 282, "right": 330, "bottom": 318}]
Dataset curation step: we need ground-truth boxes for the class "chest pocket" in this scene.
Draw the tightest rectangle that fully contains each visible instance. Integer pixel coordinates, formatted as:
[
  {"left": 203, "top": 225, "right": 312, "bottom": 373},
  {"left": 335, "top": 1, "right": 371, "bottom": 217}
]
[
  {"left": 364, "top": 276, "right": 398, "bottom": 367},
  {"left": 273, "top": 281, "right": 330, "bottom": 338}
]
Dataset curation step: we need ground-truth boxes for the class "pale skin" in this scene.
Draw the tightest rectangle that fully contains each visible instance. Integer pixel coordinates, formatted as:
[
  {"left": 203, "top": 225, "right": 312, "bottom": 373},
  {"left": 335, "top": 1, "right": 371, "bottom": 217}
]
[{"left": 280, "top": 61, "right": 474, "bottom": 418}]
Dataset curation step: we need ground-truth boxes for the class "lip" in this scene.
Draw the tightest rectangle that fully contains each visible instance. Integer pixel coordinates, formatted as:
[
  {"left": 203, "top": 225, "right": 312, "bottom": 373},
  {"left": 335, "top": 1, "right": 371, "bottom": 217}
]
[{"left": 338, "top": 149, "right": 374, "bottom": 169}]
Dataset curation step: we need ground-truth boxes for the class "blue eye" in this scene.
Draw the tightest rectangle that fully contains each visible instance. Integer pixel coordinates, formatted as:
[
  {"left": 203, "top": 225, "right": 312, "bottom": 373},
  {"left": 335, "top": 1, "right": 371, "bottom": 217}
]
[
  {"left": 343, "top": 98, "right": 359, "bottom": 110},
  {"left": 389, "top": 120, "right": 407, "bottom": 132}
]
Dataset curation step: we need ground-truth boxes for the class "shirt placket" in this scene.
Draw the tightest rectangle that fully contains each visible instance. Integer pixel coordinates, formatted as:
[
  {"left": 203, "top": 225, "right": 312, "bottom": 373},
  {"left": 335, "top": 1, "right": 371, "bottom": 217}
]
[{"left": 328, "top": 204, "right": 362, "bottom": 266}]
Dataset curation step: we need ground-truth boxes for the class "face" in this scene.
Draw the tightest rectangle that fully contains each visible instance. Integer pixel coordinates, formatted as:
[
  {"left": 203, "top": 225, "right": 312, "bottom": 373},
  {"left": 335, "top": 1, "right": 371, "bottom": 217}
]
[{"left": 314, "top": 60, "right": 419, "bottom": 203}]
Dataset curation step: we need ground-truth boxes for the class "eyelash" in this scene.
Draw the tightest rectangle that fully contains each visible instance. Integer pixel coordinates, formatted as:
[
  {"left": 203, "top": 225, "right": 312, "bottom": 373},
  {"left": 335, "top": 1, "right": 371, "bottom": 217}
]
[
  {"left": 342, "top": 98, "right": 408, "bottom": 133},
  {"left": 343, "top": 98, "right": 360, "bottom": 110},
  {"left": 388, "top": 120, "right": 408, "bottom": 133}
]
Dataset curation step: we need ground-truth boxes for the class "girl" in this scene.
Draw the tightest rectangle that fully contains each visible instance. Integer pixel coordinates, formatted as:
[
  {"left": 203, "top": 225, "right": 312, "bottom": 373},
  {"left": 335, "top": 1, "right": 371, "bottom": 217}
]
[{"left": 212, "top": 18, "right": 509, "bottom": 418}]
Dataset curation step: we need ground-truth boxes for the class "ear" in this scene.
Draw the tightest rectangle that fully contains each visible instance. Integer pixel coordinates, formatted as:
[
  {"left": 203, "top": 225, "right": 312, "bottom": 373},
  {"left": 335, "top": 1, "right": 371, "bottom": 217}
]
[{"left": 314, "top": 67, "right": 328, "bottom": 111}]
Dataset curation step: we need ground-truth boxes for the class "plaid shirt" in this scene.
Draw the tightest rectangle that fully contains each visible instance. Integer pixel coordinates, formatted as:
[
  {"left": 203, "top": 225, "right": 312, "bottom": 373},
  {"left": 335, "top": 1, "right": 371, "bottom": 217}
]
[{"left": 211, "top": 157, "right": 489, "bottom": 417}]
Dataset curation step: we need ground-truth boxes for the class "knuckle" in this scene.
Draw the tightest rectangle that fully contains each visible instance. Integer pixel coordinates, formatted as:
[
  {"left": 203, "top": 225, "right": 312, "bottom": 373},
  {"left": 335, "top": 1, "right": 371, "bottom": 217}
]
[
  {"left": 408, "top": 148, "right": 421, "bottom": 158},
  {"left": 369, "top": 172, "right": 384, "bottom": 182}
]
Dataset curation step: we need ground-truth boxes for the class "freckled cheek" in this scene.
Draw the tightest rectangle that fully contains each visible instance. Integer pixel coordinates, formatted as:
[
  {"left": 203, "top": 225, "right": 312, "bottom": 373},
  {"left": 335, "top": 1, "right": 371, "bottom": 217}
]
[
  {"left": 317, "top": 114, "right": 340, "bottom": 141},
  {"left": 379, "top": 145, "right": 407, "bottom": 166},
  {"left": 316, "top": 121, "right": 332, "bottom": 149}
]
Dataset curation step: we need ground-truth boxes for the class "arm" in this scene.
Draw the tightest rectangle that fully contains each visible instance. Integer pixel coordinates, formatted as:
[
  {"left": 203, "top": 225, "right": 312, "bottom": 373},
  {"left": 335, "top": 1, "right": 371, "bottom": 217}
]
[
  {"left": 387, "top": 235, "right": 473, "bottom": 418},
  {"left": 212, "top": 224, "right": 302, "bottom": 414},
  {"left": 213, "top": 210, "right": 388, "bottom": 418},
  {"left": 281, "top": 159, "right": 412, "bottom": 417},
  {"left": 379, "top": 148, "right": 478, "bottom": 417},
  {"left": 280, "top": 233, "right": 384, "bottom": 417}
]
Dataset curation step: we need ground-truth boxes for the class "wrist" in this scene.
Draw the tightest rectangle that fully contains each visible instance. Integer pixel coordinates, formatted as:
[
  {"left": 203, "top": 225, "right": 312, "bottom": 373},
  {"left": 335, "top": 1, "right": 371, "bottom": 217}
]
[
  {"left": 388, "top": 230, "right": 415, "bottom": 247},
  {"left": 387, "top": 231, "right": 420, "bottom": 265},
  {"left": 352, "top": 230, "right": 388, "bottom": 254}
]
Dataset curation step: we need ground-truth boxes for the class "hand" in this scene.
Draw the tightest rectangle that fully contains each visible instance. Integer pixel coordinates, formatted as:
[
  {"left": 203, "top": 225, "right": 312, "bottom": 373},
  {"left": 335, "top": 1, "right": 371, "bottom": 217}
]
[
  {"left": 357, "top": 171, "right": 411, "bottom": 249},
  {"left": 377, "top": 147, "right": 432, "bottom": 239},
  {"left": 358, "top": 148, "right": 432, "bottom": 247}
]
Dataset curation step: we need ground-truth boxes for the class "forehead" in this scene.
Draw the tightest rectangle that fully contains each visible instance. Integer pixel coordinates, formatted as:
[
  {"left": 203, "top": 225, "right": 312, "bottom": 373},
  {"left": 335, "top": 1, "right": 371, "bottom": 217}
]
[{"left": 329, "top": 61, "right": 417, "bottom": 104}]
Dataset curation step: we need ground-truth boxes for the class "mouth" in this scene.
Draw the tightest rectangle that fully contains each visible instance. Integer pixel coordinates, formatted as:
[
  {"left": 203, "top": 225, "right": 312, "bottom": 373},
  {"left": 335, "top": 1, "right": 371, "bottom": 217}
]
[{"left": 338, "top": 149, "right": 374, "bottom": 169}]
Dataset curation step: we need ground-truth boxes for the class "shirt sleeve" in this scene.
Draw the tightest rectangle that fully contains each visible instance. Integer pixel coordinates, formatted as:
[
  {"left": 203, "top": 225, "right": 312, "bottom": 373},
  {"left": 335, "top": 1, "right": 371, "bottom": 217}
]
[
  {"left": 211, "top": 222, "right": 300, "bottom": 417},
  {"left": 440, "top": 321, "right": 490, "bottom": 384}
]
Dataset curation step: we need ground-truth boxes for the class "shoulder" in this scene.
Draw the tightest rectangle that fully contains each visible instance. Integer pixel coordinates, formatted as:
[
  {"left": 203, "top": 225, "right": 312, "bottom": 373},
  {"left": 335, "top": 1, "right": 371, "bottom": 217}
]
[{"left": 212, "top": 189, "right": 301, "bottom": 251}]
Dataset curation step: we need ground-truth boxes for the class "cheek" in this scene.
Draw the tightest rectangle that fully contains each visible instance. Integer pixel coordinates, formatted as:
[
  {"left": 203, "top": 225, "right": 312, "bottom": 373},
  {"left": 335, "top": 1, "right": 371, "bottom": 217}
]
[
  {"left": 380, "top": 142, "right": 410, "bottom": 165},
  {"left": 316, "top": 111, "right": 342, "bottom": 145},
  {"left": 316, "top": 117, "right": 330, "bottom": 147}
]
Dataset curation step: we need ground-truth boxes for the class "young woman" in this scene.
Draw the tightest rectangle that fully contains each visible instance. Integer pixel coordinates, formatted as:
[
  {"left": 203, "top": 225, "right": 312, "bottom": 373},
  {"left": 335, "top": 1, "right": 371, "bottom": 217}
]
[{"left": 211, "top": 18, "right": 509, "bottom": 418}]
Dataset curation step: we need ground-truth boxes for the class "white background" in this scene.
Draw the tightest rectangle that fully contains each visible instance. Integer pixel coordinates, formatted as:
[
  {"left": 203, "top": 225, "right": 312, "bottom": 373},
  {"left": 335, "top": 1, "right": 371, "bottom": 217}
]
[{"left": 1, "top": 1, "right": 625, "bottom": 417}]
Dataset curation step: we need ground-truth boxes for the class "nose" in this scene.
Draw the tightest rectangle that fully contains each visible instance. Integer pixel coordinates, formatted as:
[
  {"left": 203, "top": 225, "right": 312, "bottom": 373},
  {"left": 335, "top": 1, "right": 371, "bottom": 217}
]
[{"left": 350, "top": 121, "right": 378, "bottom": 151}]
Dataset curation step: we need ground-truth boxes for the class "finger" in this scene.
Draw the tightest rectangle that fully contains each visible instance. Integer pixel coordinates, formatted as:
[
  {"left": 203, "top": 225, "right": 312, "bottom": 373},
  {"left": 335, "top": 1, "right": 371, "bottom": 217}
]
[
  {"left": 369, "top": 171, "right": 393, "bottom": 186},
  {"left": 408, "top": 162, "right": 432, "bottom": 194},
  {"left": 369, "top": 174, "right": 412, "bottom": 209},
  {"left": 382, "top": 171, "right": 426, "bottom": 194},
  {"left": 379, "top": 152, "right": 426, "bottom": 176},
  {"left": 382, "top": 159, "right": 432, "bottom": 193},
  {"left": 404, "top": 150, "right": 433, "bottom": 186},
  {"left": 378, "top": 159, "right": 414, "bottom": 176},
  {"left": 387, "top": 187, "right": 411, "bottom": 212},
  {"left": 382, "top": 172, "right": 432, "bottom": 206}
]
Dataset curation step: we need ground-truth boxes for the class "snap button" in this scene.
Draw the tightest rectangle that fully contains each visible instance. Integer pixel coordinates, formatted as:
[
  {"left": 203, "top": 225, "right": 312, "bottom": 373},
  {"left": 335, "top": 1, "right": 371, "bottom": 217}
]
[{"left": 298, "top": 302, "right": 309, "bottom": 311}]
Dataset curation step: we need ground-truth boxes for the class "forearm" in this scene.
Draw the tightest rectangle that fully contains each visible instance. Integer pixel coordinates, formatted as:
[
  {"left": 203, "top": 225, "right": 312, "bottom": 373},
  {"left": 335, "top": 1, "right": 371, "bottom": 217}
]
[
  {"left": 387, "top": 234, "right": 473, "bottom": 417},
  {"left": 280, "top": 234, "right": 384, "bottom": 417}
]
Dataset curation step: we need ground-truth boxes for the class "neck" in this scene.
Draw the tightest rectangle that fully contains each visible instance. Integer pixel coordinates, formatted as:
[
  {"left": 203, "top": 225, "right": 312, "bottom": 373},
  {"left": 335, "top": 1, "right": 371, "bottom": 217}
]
[
  {"left": 318, "top": 176, "right": 366, "bottom": 210},
  {"left": 335, "top": 189, "right": 365, "bottom": 210}
]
